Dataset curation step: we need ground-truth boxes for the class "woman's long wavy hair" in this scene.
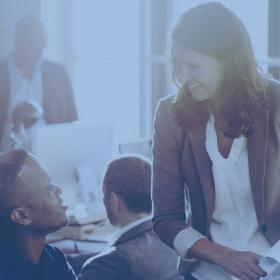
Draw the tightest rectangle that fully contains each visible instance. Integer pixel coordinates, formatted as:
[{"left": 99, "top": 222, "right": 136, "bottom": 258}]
[{"left": 171, "top": 2, "right": 268, "bottom": 138}]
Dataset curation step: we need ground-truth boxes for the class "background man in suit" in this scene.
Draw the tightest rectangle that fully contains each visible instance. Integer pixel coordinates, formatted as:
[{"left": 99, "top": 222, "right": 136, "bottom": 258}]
[
  {"left": 0, "top": 15, "right": 78, "bottom": 152},
  {"left": 79, "top": 155, "right": 183, "bottom": 280},
  {"left": 0, "top": 149, "right": 77, "bottom": 279}
]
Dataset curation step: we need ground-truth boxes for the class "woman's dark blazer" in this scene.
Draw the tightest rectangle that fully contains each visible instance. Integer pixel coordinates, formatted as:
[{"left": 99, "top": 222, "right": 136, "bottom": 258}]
[{"left": 152, "top": 79, "right": 280, "bottom": 273}]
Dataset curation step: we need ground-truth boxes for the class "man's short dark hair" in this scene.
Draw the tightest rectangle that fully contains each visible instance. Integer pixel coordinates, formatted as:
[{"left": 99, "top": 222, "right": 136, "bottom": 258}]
[
  {"left": 103, "top": 155, "right": 152, "bottom": 214},
  {"left": 0, "top": 149, "right": 29, "bottom": 214}
]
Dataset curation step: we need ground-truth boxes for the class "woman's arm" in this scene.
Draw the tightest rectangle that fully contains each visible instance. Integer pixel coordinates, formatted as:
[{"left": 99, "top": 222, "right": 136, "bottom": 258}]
[
  {"left": 152, "top": 98, "right": 267, "bottom": 280},
  {"left": 189, "top": 238, "right": 266, "bottom": 280},
  {"left": 152, "top": 97, "right": 203, "bottom": 249}
]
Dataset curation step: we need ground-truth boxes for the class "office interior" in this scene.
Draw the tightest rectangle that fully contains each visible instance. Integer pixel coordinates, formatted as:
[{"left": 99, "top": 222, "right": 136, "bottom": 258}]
[{"left": 0, "top": 0, "right": 279, "bottom": 273}]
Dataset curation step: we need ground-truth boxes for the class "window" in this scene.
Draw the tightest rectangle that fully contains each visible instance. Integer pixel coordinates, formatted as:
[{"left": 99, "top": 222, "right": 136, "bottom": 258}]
[
  {"left": 41, "top": 0, "right": 277, "bottom": 141},
  {"left": 268, "top": 0, "right": 280, "bottom": 79},
  {"left": 72, "top": 0, "right": 142, "bottom": 143}
]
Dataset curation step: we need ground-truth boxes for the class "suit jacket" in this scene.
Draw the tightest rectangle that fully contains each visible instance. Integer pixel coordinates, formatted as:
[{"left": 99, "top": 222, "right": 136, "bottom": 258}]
[
  {"left": 0, "top": 58, "right": 78, "bottom": 141},
  {"left": 152, "top": 79, "right": 280, "bottom": 275},
  {"left": 79, "top": 220, "right": 183, "bottom": 280}
]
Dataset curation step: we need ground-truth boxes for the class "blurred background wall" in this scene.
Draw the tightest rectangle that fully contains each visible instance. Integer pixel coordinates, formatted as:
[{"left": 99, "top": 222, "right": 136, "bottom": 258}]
[{"left": 0, "top": 0, "right": 278, "bottom": 144}]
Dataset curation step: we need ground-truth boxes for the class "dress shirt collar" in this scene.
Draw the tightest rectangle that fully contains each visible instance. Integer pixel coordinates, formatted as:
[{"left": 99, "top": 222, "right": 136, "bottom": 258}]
[{"left": 109, "top": 215, "right": 151, "bottom": 246}]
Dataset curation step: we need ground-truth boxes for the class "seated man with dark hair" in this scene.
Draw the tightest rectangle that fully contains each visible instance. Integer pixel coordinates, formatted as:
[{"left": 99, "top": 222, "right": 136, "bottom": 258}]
[
  {"left": 79, "top": 155, "right": 182, "bottom": 280},
  {"left": 0, "top": 149, "right": 77, "bottom": 280}
]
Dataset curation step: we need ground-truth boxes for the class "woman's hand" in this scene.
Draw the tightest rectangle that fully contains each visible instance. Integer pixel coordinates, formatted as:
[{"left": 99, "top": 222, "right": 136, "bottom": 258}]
[
  {"left": 215, "top": 248, "right": 266, "bottom": 280},
  {"left": 188, "top": 238, "right": 267, "bottom": 280}
]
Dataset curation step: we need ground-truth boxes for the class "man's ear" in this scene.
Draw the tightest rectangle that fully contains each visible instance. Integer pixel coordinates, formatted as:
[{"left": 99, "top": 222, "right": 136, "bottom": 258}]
[
  {"left": 10, "top": 207, "right": 32, "bottom": 226},
  {"left": 110, "top": 192, "right": 121, "bottom": 211}
]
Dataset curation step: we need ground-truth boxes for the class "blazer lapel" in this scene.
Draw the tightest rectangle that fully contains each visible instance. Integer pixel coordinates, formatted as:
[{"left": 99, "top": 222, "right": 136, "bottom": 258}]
[
  {"left": 247, "top": 105, "right": 269, "bottom": 222},
  {"left": 185, "top": 103, "right": 269, "bottom": 228},
  {"left": 186, "top": 122, "right": 215, "bottom": 230}
]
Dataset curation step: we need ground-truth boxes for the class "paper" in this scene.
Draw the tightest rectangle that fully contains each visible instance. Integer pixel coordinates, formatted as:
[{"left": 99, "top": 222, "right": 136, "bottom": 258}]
[{"left": 260, "top": 240, "right": 280, "bottom": 280}]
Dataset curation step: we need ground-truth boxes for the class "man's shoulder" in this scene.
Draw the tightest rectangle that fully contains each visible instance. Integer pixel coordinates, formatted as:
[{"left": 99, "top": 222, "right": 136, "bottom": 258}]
[
  {"left": 80, "top": 223, "right": 152, "bottom": 278},
  {"left": 83, "top": 246, "right": 131, "bottom": 268},
  {"left": 119, "top": 229, "right": 175, "bottom": 255},
  {"left": 42, "top": 59, "right": 66, "bottom": 73},
  {"left": 0, "top": 272, "right": 16, "bottom": 280},
  {"left": 0, "top": 244, "right": 76, "bottom": 280},
  {"left": 43, "top": 244, "right": 70, "bottom": 268},
  {"left": 44, "top": 244, "right": 65, "bottom": 257},
  {"left": 44, "top": 245, "right": 77, "bottom": 279},
  {"left": 80, "top": 247, "right": 132, "bottom": 280},
  {"left": 80, "top": 230, "right": 181, "bottom": 280}
]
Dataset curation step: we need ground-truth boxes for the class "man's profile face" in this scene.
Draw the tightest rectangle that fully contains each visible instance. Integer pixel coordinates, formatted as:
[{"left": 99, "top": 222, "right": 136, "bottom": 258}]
[{"left": 17, "top": 156, "right": 68, "bottom": 233}]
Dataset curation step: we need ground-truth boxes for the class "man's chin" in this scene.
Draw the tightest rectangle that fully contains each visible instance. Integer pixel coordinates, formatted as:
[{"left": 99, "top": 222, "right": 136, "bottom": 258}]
[
  {"left": 48, "top": 216, "right": 69, "bottom": 233},
  {"left": 60, "top": 215, "right": 70, "bottom": 228}
]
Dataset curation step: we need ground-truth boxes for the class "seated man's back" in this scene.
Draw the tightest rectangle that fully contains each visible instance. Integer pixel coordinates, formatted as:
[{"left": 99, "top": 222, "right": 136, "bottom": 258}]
[
  {"left": 79, "top": 156, "right": 182, "bottom": 280},
  {"left": 80, "top": 219, "right": 182, "bottom": 280}
]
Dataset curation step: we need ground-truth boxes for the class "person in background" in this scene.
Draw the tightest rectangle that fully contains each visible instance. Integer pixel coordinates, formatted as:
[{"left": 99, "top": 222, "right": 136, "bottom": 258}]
[
  {"left": 79, "top": 155, "right": 183, "bottom": 280},
  {"left": 0, "top": 15, "right": 78, "bottom": 152},
  {"left": 152, "top": 2, "right": 280, "bottom": 280},
  {"left": 0, "top": 149, "right": 77, "bottom": 279}
]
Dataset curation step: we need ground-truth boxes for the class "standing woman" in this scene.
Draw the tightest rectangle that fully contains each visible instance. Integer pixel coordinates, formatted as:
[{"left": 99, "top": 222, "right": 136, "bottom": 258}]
[{"left": 152, "top": 2, "right": 280, "bottom": 280}]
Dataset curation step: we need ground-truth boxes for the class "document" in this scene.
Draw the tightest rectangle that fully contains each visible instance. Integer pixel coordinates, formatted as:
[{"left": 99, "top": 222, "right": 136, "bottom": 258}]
[{"left": 260, "top": 240, "right": 280, "bottom": 279}]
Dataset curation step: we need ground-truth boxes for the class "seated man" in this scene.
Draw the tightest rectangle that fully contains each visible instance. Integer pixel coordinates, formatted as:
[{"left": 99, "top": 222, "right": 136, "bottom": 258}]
[
  {"left": 79, "top": 155, "right": 182, "bottom": 280},
  {"left": 0, "top": 15, "right": 78, "bottom": 152},
  {"left": 0, "top": 149, "right": 77, "bottom": 279}
]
